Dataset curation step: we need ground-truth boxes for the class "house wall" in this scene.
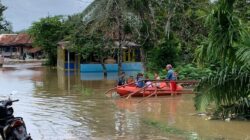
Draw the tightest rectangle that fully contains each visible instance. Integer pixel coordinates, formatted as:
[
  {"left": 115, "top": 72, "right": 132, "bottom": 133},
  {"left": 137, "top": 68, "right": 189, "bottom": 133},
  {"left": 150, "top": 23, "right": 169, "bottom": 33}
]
[
  {"left": 0, "top": 46, "right": 28, "bottom": 58},
  {"left": 57, "top": 46, "right": 65, "bottom": 70},
  {"left": 57, "top": 46, "right": 80, "bottom": 71},
  {"left": 80, "top": 62, "right": 143, "bottom": 73},
  {"left": 80, "top": 70, "right": 142, "bottom": 81}
]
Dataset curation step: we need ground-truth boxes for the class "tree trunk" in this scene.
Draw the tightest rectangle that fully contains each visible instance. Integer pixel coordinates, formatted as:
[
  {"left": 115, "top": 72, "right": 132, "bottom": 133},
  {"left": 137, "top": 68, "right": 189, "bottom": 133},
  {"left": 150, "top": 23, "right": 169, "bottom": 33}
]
[
  {"left": 140, "top": 48, "right": 146, "bottom": 71},
  {"left": 101, "top": 62, "right": 107, "bottom": 77},
  {"left": 118, "top": 42, "right": 122, "bottom": 74},
  {"left": 117, "top": 14, "right": 123, "bottom": 74}
]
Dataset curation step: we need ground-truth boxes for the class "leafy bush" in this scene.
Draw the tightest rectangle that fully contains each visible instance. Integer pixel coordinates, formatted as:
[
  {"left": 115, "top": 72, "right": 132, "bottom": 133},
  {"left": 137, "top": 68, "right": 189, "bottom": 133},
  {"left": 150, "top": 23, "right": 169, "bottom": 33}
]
[
  {"left": 147, "top": 35, "right": 180, "bottom": 70},
  {"left": 175, "top": 64, "right": 213, "bottom": 80},
  {"left": 146, "top": 64, "right": 212, "bottom": 80}
]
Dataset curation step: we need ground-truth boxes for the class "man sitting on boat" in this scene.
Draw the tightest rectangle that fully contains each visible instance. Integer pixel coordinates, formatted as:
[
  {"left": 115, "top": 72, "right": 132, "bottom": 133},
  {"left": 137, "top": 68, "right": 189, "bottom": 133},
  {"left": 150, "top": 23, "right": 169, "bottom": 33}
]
[
  {"left": 154, "top": 72, "right": 161, "bottom": 87},
  {"left": 135, "top": 73, "right": 144, "bottom": 88},
  {"left": 115, "top": 70, "right": 185, "bottom": 97},
  {"left": 127, "top": 76, "right": 135, "bottom": 84},
  {"left": 117, "top": 72, "right": 127, "bottom": 86},
  {"left": 145, "top": 75, "right": 153, "bottom": 88}
]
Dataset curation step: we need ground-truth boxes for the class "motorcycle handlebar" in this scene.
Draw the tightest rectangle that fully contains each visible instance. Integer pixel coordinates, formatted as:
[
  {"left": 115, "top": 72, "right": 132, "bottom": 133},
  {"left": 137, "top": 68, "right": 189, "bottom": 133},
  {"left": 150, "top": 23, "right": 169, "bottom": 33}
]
[
  {"left": 0, "top": 99, "right": 19, "bottom": 107},
  {"left": 12, "top": 99, "right": 19, "bottom": 102},
  {"left": 6, "top": 99, "right": 19, "bottom": 106}
]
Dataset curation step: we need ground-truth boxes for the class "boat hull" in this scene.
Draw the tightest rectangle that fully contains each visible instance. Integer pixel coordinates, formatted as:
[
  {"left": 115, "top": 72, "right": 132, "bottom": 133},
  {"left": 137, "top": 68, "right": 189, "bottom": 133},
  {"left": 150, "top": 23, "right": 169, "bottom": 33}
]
[{"left": 116, "top": 84, "right": 192, "bottom": 97}]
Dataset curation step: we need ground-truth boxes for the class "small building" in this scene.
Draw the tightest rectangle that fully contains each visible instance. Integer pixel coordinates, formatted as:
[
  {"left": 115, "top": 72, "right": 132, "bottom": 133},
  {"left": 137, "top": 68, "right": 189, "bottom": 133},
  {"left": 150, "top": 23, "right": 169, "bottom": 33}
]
[
  {"left": 0, "top": 34, "right": 31, "bottom": 58},
  {"left": 57, "top": 41, "right": 80, "bottom": 71},
  {"left": 57, "top": 40, "right": 144, "bottom": 75},
  {"left": 27, "top": 47, "right": 43, "bottom": 59},
  {"left": 0, "top": 33, "right": 42, "bottom": 59},
  {"left": 113, "top": 41, "right": 141, "bottom": 62}
]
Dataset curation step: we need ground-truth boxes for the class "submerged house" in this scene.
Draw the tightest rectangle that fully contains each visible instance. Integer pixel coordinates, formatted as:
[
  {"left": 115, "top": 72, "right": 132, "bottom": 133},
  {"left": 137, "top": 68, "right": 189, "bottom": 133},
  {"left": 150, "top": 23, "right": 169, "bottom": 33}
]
[
  {"left": 0, "top": 34, "right": 42, "bottom": 59},
  {"left": 57, "top": 40, "right": 143, "bottom": 75},
  {"left": 97, "top": 40, "right": 143, "bottom": 72},
  {"left": 57, "top": 41, "right": 80, "bottom": 71}
]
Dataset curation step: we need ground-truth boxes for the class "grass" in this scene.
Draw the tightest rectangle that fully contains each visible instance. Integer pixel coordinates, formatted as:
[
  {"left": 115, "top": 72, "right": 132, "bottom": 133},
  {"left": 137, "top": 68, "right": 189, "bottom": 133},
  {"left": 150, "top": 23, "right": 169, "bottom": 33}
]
[
  {"left": 72, "top": 85, "right": 94, "bottom": 96},
  {"left": 142, "top": 119, "right": 199, "bottom": 140}
]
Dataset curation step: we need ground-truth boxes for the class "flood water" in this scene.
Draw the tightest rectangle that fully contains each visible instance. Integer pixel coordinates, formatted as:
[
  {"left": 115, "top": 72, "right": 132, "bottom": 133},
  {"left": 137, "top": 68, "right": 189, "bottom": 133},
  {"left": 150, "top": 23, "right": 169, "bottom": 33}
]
[{"left": 0, "top": 64, "right": 250, "bottom": 140}]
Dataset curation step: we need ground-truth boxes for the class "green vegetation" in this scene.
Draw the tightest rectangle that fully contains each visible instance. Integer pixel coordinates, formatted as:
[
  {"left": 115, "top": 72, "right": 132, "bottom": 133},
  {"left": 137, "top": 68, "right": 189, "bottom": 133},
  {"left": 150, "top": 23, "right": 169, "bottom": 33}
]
[
  {"left": 143, "top": 119, "right": 199, "bottom": 140},
  {"left": 0, "top": 1, "right": 12, "bottom": 33},
  {"left": 26, "top": 0, "right": 250, "bottom": 119},
  {"left": 175, "top": 64, "right": 213, "bottom": 80},
  {"left": 145, "top": 64, "right": 213, "bottom": 80},
  {"left": 72, "top": 85, "right": 94, "bottom": 96},
  {"left": 147, "top": 35, "right": 180, "bottom": 70},
  {"left": 28, "top": 16, "right": 66, "bottom": 65},
  {"left": 194, "top": 0, "right": 250, "bottom": 119}
]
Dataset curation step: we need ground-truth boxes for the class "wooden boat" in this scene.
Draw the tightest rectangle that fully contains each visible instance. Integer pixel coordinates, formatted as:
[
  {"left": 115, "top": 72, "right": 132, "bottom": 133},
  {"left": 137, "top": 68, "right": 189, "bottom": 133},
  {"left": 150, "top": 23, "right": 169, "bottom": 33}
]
[{"left": 116, "top": 82, "right": 193, "bottom": 97}]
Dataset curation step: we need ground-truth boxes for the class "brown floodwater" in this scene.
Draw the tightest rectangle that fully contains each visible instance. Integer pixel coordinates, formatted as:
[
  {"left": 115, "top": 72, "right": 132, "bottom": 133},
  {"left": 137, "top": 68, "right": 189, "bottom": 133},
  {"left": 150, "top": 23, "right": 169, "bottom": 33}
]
[{"left": 0, "top": 64, "right": 249, "bottom": 140}]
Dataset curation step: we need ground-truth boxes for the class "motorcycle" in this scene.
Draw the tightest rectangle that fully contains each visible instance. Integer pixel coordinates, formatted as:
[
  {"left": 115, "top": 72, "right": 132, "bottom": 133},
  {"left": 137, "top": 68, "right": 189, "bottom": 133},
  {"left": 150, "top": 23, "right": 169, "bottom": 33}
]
[{"left": 0, "top": 98, "right": 32, "bottom": 140}]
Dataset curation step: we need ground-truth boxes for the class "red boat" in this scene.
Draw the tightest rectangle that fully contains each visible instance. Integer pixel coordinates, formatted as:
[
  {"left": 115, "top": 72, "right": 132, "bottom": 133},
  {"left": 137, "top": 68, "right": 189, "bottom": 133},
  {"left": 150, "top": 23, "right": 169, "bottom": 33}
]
[{"left": 116, "top": 82, "right": 193, "bottom": 97}]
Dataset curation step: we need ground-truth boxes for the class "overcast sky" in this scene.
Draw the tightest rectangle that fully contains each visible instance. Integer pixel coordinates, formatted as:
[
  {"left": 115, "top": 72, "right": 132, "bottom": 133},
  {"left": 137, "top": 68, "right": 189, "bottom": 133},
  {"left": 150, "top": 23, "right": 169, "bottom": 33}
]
[{"left": 2, "top": 0, "right": 93, "bottom": 32}]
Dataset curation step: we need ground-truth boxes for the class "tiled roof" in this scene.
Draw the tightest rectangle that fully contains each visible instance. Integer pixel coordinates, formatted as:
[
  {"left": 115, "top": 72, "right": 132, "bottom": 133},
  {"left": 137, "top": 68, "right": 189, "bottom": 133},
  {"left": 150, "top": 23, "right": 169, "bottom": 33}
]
[
  {"left": 27, "top": 47, "right": 42, "bottom": 53},
  {"left": 0, "top": 33, "right": 32, "bottom": 46}
]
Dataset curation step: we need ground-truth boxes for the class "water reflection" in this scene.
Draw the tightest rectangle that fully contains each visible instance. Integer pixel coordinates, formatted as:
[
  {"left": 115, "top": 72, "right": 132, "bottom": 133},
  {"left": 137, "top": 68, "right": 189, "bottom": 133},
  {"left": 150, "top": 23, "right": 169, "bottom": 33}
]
[
  {"left": 80, "top": 71, "right": 141, "bottom": 81},
  {"left": 80, "top": 72, "right": 104, "bottom": 81},
  {"left": 114, "top": 97, "right": 181, "bottom": 126},
  {"left": 1, "top": 66, "right": 250, "bottom": 140}
]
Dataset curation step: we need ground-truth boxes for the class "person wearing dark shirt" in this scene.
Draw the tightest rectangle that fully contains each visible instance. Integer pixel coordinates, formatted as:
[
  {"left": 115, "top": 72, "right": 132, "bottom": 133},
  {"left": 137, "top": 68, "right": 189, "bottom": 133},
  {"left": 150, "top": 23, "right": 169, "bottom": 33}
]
[
  {"left": 166, "top": 64, "right": 177, "bottom": 93},
  {"left": 117, "top": 72, "right": 126, "bottom": 86},
  {"left": 135, "top": 73, "right": 144, "bottom": 88}
]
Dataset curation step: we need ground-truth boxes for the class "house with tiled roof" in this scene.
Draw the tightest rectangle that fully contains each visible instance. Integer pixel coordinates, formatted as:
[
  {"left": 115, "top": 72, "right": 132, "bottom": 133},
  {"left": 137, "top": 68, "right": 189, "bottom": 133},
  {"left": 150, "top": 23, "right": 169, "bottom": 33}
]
[{"left": 0, "top": 33, "right": 42, "bottom": 59}]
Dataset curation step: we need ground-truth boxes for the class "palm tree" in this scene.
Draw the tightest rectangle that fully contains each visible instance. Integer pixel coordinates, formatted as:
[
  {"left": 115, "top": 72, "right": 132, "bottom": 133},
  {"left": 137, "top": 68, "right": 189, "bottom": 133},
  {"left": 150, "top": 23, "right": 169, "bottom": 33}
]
[
  {"left": 194, "top": 0, "right": 250, "bottom": 119},
  {"left": 237, "top": 37, "right": 250, "bottom": 68},
  {"left": 195, "top": 38, "right": 250, "bottom": 118},
  {"left": 198, "top": 0, "right": 244, "bottom": 67}
]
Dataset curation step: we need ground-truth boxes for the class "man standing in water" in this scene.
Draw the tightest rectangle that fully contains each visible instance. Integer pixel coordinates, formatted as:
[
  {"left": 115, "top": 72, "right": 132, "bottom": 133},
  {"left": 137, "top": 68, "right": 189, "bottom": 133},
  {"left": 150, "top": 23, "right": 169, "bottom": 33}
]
[{"left": 166, "top": 64, "right": 177, "bottom": 95}]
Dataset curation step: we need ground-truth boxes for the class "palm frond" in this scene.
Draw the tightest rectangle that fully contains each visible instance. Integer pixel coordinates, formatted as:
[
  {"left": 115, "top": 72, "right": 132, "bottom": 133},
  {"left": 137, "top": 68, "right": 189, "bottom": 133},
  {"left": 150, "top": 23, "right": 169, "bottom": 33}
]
[
  {"left": 195, "top": 65, "right": 250, "bottom": 114},
  {"left": 199, "top": 0, "right": 244, "bottom": 67},
  {"left": 237, "top": 38, "right": 250, "bottom": 67}
]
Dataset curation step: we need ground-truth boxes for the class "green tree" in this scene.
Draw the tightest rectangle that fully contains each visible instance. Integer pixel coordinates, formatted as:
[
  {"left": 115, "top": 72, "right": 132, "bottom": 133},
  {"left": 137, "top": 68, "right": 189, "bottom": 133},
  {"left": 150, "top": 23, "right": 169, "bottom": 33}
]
[
  {"left": 129, "top": 0, "right": 210, "bottom": 70},
  {"left": 147, "top": 0, "right": 210, "bottom": 64},
  {"left": 0, "top": 1, "right": 12, "bottom": 33},
  {"left": 198, "top": 0, "right": 244, "bottom": 67},
  {"left": 194, "top": 0, "right": 250, "bottom": 119},
  {"left": 63, "top": 0, "right": 213, "bottom": 73},
  {"left": 235, "top": 0, "right": 250, "bottom": 25},
  {"left": 65, "top": 0, "right": 151, "bottom": 73},
  {"left": 81, "top": 0, "right": 129, "bottom": 72},
  {"left": 237, "top": 37, "right": 250, "bottom": 68},
  {"left": 28, "top": 16, "right": 65, "bottom": 66},
  {"left": 68, "top": 22, "right": 111, "bottom": 74},
  {"left": 147, "top": 34, "right": 179, "bottom": 70}
]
